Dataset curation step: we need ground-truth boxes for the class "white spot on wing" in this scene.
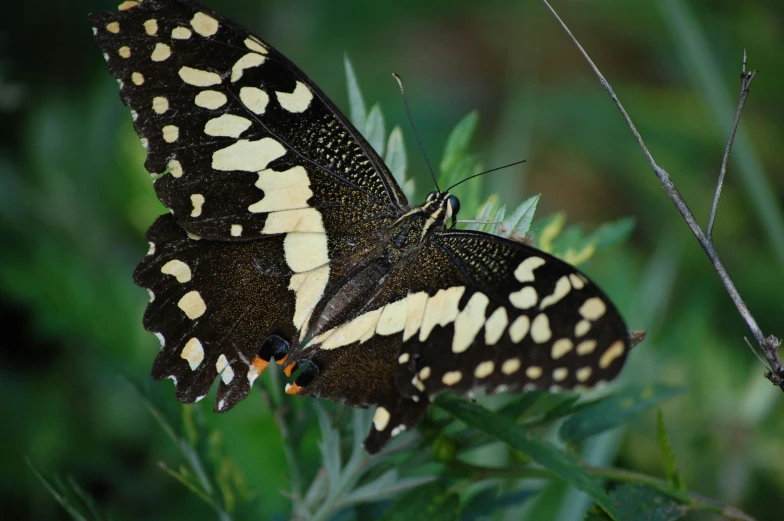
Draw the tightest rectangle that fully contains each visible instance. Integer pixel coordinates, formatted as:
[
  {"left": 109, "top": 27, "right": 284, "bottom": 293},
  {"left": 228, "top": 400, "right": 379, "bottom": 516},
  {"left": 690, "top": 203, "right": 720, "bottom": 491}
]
[
  {"left": 514, "top": 256, "right": 546, "bottom": 283},
  {"left": 474, "top": 360, "right": 494, "bottom": 379},
  {"left": 172, "top": 26, "right": 192, "bottom": 39},
  {"left": 131, "top": 72, "right": 144, "bottom": 85},
  {"left": 212, "top": 138, "right": 286, "bottom": 172},
  {"left": 162, "top": 125, "right": 179, "bottom": 142},
  {"left": 191, "top": 12, "right": 219, "bottom": 37},
  {"left": 484, "top": 307, "right": 508, "bottom": 345},
  {"left": 403, "top": 292, "right": 428, "bottom": 342},
  {"left": 276, "top": 81, "right": 313, "bottom": 113},
  {"left": 144, "top": 19, "right": 158, "bottom": 36},
  {"left": 373, "top": 407, "right": 391, "bottom": 431},
  {"left": 452, "top": 292, "right": 490, "bottom": 353},
  {"left": 551, "top": 338, "right": 573, "bottom": 360},
  {"left": 526, "top": 366, "right": 542, "bottom": 379},
  {"left": 181, "top": 337, "right": 204, "bottom": 370},
  {"left": 215, "top": 354, "right": 235, "bottom": 384},
  {"left": 419, "top": 286, "right": 466, "bottom": 341},
  {"left": 509, "top": 286, "right": 538, "bottom": 309},
  {"left": 576, "top": 367, "right": 592, "bottom": 382},
  {"left": 118, "top": 46, "right": 131, "bottom": 58},
  {"left": 263, "top": 208, "right": 324, "bottom": 234},
  {"left": 398, "top": 353, "right": 410, "bottom": 364},
  {"left": 195, "top": 90, "right": 227, "bottom": 110},
  {"left": 204, "top": 114, "right": 252, "bottom": 138},
  {"left": 502, "top": 358, "right": 521, "bottom": 375},
  {"left": 284, "top": 233, "right": 328, "bottom": 273},
  {"left": 248, "top": 166, "right": 312, "bottom": 212},
  {"left": 178, "top": 290, "right": 206, "bottom": 320},
  {"left": 179, "top": 66, "right": 221, "bottom": 87},
  {"left": 553, "top": 367, "right": 569, "bottom": 381},
  {"left": 161, "top": 259, "right": 192, "bottom": 283},
  {"left": 569, "top": 273, "right": 585, "bottom": 289},
  {"left": 509, "top": 315, "right": 530, "bottom": 342},
  {"left": 152, "top": 96, "right": 169, "bottom": 114},
  {"left": 376, "top": 299, "right": 408, "bottom": 336},
  {"left": 599, "top": 340, "right": 625, "bottom": 369},
  {"left": 230, "top": 224, "right": 243, "bottom": 237},
  {"left": 576, "top": 339, "right": 597, "bottom": 355},
  {"left": 320, "top": 308, "right": 383, "bottom": 350},
  {"left": 530, "top": 314, "right": 552, "bottom": 343},
  {"left": 540, "top": 276, "right": 571, "bottom": 309},
  {"left": 580, "top": 298, "right": 606, "bottom": 320},
  {"left": 575, "top": 320, "right": 591, "bottom": 337},
  {"left": 244, "top": 38, "right": 268, "bottom": 54},
  {"left": 442, "top": 371, "right": 462, "bottom": 386},
  {"left": 288, "top": 264, "right": 330, "bottom": 329},
  {"left": 151, "top": 43, "right": 171, "bottom": 62},
  {"left": 106, "top": 21, "right": 120, "bottom": 33},
  {"left": 231, "top": 53, "right": 266, "bottom": 82},
  {"left": 239, "top": 86, "right": 269, "bottom": 114}
]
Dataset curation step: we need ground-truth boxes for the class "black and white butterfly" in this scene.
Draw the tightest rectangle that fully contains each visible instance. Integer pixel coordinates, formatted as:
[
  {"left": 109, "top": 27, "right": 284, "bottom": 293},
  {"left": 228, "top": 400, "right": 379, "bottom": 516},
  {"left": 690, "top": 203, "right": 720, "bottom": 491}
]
[{"left": 89, "top": 0, "right": 631, "bottom": 453}]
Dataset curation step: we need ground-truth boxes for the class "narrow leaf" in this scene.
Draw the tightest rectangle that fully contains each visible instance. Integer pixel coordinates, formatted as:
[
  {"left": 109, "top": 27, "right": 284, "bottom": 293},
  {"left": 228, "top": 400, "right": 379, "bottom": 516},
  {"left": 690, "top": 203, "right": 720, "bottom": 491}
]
[
  {"left": 485, "top": 204, "right": 505, "bottom": 235},
  {"left": 592, "top": 484, "right": 686, "bottom": 521},
  {"left": 559, "top": 384, "right": 685, "bottom": 442},
  {"left": 365, "top": 104, "right": 386, "bottom": 156},
  {"left": 385, "top": 126, "right": 408, "bottom": 186},
  {"left": 465, "top": 197, "right": 495, "bottom": 231},
  {"left": 439, "top": 111, "right": 479, "bottom": 178},
  {"left": 382, "top": 482, "right": 461, "bottom": 521},
  {"left": 436, "top": 396, "right": 619, "bottom": 520},
  {"left": 586, "top": 217, "right": 635, "bottom": 251},
  {"left": 657, "top": 410, "right": 685, "bottom": 491},
  {"left": 501, "top": 195, "right": 539, "bottom": 238},
  {"left": 460, "top": 486, "right": 538, "bottom": 521},
  {"left": 344, "top": 55, "right": 367, "bottom": 129}
]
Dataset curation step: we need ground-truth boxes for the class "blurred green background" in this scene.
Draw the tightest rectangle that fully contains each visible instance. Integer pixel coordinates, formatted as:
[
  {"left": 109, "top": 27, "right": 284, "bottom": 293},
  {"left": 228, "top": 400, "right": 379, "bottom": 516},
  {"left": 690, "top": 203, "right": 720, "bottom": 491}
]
[{"left": 1, "top": 0, "right": 783, "bottom": 519}]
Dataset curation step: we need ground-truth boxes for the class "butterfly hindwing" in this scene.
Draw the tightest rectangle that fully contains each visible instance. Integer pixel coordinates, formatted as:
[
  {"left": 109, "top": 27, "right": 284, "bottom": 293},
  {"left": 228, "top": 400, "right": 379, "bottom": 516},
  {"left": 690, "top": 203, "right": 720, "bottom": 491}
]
[
  {"left": 395, "top": 231, "right": 630, "bottom": 398},
  {"left": 136, "top": 213, "right": 298, "bottom": 410}
]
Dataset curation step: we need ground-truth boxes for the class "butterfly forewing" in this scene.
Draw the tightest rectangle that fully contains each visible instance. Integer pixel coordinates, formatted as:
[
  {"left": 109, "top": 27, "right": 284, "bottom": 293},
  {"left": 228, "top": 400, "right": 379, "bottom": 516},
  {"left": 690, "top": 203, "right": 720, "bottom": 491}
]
[{"left": 90, "top": 0, "right": 405, "bottom": 242}]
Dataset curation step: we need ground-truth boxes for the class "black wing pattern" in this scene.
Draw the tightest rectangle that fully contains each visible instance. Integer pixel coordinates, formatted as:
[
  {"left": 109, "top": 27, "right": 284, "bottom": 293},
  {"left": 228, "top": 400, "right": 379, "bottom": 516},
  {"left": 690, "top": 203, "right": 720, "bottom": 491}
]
[{"left": 90, "top": 0, "right": 632, "bottom": 454}]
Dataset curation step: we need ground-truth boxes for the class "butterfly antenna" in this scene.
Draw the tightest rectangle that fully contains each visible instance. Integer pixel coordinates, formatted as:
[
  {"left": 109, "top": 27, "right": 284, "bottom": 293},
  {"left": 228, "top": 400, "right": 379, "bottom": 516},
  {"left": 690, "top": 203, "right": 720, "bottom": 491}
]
[
  {"left": 445, "top": 159, "right": 527, "bottom": 192},
  {"left": 393, "top": 73, "right": 440, "bottom": 192}
]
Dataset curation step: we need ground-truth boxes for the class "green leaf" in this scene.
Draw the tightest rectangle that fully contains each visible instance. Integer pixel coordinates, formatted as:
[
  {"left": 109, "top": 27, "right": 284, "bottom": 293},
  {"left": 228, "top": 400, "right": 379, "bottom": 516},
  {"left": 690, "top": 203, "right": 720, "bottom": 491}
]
[
  {"left": 27, "top": 459, "right": 110, "bottom": 521},
  {"left": 585, "top": 217, "right": 635, "bottom": 251},
  {"left": 485, "top": 204, "right": 505, "bottom": 235},
  {"left": 460, "top": 485, "right": 538, "bottom": 521},
  {"left": 501, "top": 194, "right": 539, "bottom": 238},
  {"left": 344, "top": 54, "right": 366, "bottom": 129},
  {"left": 559, "top": 384, "right": 685, "bottom": 442},
  {"left": 585, "top": 484, "right": 685, "bottom": 521},
  {"left": 498, "top": 391, "right": 544, "bottom": 419},
  {"left": 435, "top": 396, "right": 619, "bottom": 520},
  {"left": 439, "top": 111, "right": 479, "bottom": 185},
  {"left": 465, "top": 196, "right": 495, "bottom": 231},
  {"left": 657, "top": 410, "right": 685, "bottom": 491},
  {"left": 385, "top": 126, "right": 408, "bottom": 187},
  {"left": 381, "top": 482, "right": 460, "bottom": 521},
  {"left": 365, "top": 103, "right": 386, "bottom": 156}
]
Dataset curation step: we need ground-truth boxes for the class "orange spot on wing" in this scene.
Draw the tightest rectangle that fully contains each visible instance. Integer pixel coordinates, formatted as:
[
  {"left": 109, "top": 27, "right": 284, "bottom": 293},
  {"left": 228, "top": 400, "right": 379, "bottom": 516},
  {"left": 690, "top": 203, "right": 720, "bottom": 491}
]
[
  {"left": 251, "top": 356, "right": 269, "bottom": 374},
  {"left": 283, "top": 361, "right": 297, "bottom": 377},
  {"left": 275, "top": 355, "right": 288, "bottom": 366},
  {"left": 285, "top": 382, "right": 304, "bottom": 395}
]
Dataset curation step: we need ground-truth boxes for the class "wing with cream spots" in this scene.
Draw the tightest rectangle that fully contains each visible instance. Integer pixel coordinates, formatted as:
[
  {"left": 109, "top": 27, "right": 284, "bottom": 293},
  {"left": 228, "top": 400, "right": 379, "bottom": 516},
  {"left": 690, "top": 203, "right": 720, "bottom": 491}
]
[
  {"left": 394, "top": 230, "right": 630, "bottom": 399},
  {"left": 135, "top": 213, "right": 300, "bottom": 411},
  {"left": 89, "top": 0, "right": 406, "bottom": 242}
]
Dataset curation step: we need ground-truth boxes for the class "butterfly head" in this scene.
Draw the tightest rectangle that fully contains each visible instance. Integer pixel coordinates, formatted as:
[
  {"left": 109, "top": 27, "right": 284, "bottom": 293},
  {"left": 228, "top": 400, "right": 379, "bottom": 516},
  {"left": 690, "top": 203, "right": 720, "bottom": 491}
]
[{"left": 424, "top": 190, "right": 461, "bottom": 229}]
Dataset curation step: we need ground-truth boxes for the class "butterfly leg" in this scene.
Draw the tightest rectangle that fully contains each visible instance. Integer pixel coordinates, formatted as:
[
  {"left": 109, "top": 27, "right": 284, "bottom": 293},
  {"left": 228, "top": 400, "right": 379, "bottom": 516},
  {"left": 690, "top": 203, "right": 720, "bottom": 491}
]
[{"left": 363, "top": 395, "right": 429, "bottom": 454}]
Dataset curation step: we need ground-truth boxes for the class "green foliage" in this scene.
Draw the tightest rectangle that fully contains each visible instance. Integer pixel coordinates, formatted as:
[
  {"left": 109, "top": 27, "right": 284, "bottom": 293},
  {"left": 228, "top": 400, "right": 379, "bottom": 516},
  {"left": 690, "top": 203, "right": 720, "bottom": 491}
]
[
  {"left": 10, "top": 7, "right": 782, "bottom": 521},
  {"left": 559, "top": 384, "right": 684, "bottom": 442},
  {"left": 657, "top": 411, "right": 685, "bottom": 492}
]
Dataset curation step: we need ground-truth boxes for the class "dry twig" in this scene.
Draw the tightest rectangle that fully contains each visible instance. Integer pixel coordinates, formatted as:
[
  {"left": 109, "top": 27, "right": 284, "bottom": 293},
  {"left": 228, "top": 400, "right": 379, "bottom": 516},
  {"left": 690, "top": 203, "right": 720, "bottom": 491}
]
[{"left": 539, "top": 0, "right": 783, "bottom": 390}]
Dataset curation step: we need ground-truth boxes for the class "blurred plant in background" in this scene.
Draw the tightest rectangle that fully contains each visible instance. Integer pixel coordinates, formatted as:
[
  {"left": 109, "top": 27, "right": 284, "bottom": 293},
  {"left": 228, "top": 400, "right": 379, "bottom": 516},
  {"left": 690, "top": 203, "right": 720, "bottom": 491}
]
[{"left": 1, "top": 0, "right": 783, "bottom": 520}]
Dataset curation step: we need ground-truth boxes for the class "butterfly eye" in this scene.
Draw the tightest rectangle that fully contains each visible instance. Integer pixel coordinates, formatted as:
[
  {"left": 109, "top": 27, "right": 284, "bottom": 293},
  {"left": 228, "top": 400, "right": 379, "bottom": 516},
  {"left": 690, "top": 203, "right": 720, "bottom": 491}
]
[
  {"left": 447, "top": 194, "right": 460, "bottom": 217},
  {"left": 426, "top": 190, "right": 438, "bottom": 201}
]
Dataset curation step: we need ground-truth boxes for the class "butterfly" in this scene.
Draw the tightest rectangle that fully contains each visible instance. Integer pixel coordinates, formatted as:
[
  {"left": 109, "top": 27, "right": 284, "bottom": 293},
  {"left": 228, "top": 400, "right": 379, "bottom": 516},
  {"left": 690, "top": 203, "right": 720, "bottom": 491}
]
[{"left": 89, "top": 0, "right": 631, "bottom": 453}]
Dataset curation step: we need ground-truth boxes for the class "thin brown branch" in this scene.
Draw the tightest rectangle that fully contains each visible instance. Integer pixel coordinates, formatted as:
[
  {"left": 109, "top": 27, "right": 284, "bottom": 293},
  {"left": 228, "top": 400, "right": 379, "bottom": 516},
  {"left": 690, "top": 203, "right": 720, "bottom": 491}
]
[
  {"left": 539, "top": 0, "right": 783, "bottom": 389},
  {"left": 707, "top": 49, "right": 758, "bottom": 239}
]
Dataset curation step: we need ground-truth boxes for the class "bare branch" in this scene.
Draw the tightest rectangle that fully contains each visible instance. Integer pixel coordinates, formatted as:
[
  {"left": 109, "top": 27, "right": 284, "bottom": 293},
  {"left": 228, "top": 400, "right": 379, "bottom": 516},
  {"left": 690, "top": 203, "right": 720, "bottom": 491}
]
[
  {"left": 707, "top": 50, "right": 758, "bottom": 239},
  {"left": 539, "top": 0, "right": 783, "bottom": 389}
]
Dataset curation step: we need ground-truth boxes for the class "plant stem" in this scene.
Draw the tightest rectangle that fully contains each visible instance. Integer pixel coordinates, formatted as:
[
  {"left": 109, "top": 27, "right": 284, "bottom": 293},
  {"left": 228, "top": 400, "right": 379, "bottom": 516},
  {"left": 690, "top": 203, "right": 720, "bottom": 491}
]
[{"left": 538, "top": 0, "right": 783, "bottom": 390}]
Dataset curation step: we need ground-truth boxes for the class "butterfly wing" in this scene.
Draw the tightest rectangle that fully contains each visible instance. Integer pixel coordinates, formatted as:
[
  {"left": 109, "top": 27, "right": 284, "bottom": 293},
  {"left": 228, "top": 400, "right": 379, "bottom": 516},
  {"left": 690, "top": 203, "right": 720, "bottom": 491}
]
[
  {"left": 290, "top": 229, "right": 630, "bottom": 451},
  {"left": 89, "top": 0, "right": 408, "bottom": 410}
]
